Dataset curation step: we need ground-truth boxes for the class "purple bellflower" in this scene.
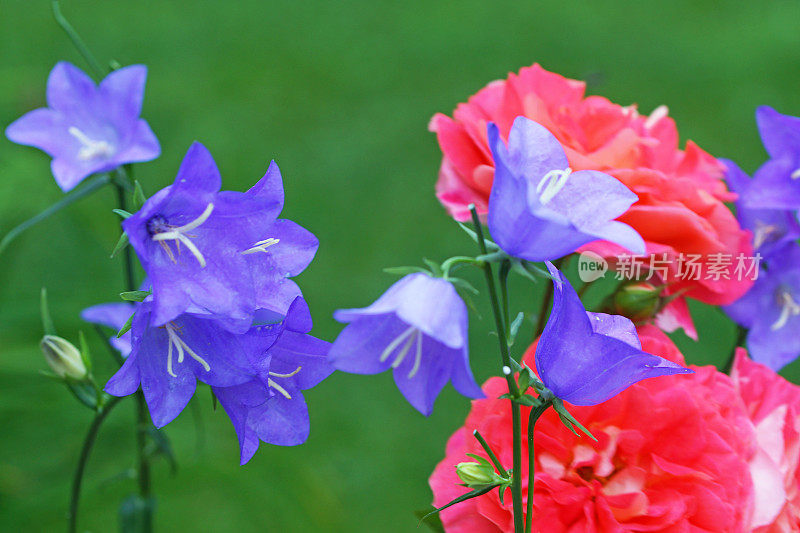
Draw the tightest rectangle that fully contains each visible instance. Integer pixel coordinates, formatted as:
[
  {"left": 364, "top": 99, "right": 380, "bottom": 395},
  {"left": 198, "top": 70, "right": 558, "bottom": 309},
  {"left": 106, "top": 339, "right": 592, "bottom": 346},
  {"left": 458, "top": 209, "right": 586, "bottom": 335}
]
[
  {"left": 744, "top": 106, "right": 800, "bottom": 210},
  {"left": 213, "top": 298, "right": 333, "bottom": 464},
  {"left": 123, "top": 142, "right": 318, "bottom": 332},
  {"left": 535, "top": 262, "right": 692, "bottom": 406},
  {"left": 725, "top": 242, "right": 800, "bottom": 371},
  {"left": 487, "top": 117, "right": 645, "bottom": 262},
  {"left": 328, "top": 273, "right": 484, "bottom": 416},
  {"left": 723, "top": 159, "right": 800, "bottom": 258},
  {"left": 105, "top": 301, "right": 263, "bottom": 427},
  {"left": 81, "top": 302, "right": 136, "bottom": 357},
  {"left": 5, "top": 62, "right": 160, "bottom": 191}
]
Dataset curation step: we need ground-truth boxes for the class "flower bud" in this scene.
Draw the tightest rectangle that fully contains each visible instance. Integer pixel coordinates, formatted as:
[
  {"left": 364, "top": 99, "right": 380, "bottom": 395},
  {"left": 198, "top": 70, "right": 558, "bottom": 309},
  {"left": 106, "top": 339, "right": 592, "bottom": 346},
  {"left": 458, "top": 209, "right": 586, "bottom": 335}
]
[
  {"left": 40, "top": 335, "right": 87, "bottom": 380},
  {"left": 605, "top": 282, "right": 663, "bottom": 322},
  {"left": 455, "top": 462, "right": 503, "bottom": 489}
]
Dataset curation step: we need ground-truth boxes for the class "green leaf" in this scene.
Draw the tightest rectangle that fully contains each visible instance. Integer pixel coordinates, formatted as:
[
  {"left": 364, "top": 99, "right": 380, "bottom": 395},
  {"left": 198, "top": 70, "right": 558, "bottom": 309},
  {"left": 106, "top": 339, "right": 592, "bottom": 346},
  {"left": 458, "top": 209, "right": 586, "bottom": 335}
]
[
  {"left": 117, "top": 313, "right": 134, "bottom": 338},
  {"left": 418, "top": 486, "right": 495, "bottom": 526},
  {"left": 511, "top": 260, "right": 539, "bottom": 283},
  {"left": 66, "top": 380, "right": 98, "bottom": 410},
  {"left": 507, "top": 312, "right": 525, "bottom": 346},
  {"left": 110, "top": 231, "right": 129, "bottom": 259},
  {"left": 414, "top": 509, "right": 445, "bottom": 532},
  {"left": 508, "top": 357, "right": 523, "bottom": 374},
  {"left": 456, "top": 222, "right": 500, "bottom": 251},
  {"left": 449, "top": 277, "right": 479, "bottom": 295},
  {"left": 120, "top": 290, "right": 150, "bottom": 302},
  {"left": 40, "top": 287, "right": 56, "bottom": 336},
  {"left": 464, "top": 453, "right": 493, "bottom": 468},
  {"left": 382, "top": 266, "right": 428, "bottom": 276},
  {"left": 119, "top": 494, "right": 155, "bottom": 533},
  {"left": 133, "top": 180, "right": 147, "bottom": 210},
  {"left": 113, "top": 208, "right": 133, "bottom": 219}
]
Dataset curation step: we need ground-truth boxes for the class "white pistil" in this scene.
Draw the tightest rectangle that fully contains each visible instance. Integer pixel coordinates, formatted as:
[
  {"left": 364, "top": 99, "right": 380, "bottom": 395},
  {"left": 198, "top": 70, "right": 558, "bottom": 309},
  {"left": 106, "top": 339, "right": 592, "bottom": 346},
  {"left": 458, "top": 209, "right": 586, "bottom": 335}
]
[
  {"left": 537, "top": 167, "right": 572, "bottom": 204},
  {"left": 267, "top": 366, "right": 302, "bottom": 399},
  {"left": 241, "top": 238, "right": 280, "bottom": 255},
  {"left": 151, "top": 203, "right": 215, "bottom": 267},
  {"left": 753, "top": 222, "right": 779, "bottom": 250},
  {"left": 379, "top": 326, "right": 417, "bottom": 363},
  {"left": 644, "top": 105, "right": 669, "bottom": 130},
  {"left": 68, "top": 126, "right": 114, "bottom": 160},
  {"left": 772, "top": 291, "right": 800, "bottom": 331},
  {"left": 791, "top": 168, "right": 800, "bottom": 180},
  {"left": 164, "top": 323, "right": 211, "bottom": 377}
]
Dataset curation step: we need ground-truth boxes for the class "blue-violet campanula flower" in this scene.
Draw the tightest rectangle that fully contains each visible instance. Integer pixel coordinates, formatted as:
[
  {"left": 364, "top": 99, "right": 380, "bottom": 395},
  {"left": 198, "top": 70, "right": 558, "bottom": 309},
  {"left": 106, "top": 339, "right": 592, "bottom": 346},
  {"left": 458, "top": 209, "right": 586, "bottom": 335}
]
[
  {"left": 123, "top": 142, "right": 318, "bottom": 332},
  {"left": 487, "top": 117, "right": 645, "bottom": 261},
  {"left": 744, "top": 106, "right": 800, "bottom": 210},
  {"left": 5, "top": 62, "right": 160, "bottom": 191},
  {"left": 535, "top": 262, "right": 692, "bottom": 406},
  {"left": 81, "top": 302, "right": 136, "bottom": 357},
  {"left": 214, "top": 297, "right": 333, "bottom": 464},
  {"left": 328, "top": 273, "right": 484, "bottom": 416},
  {"left": 725, "top": 242, "right": 800, "bottom": 371}
]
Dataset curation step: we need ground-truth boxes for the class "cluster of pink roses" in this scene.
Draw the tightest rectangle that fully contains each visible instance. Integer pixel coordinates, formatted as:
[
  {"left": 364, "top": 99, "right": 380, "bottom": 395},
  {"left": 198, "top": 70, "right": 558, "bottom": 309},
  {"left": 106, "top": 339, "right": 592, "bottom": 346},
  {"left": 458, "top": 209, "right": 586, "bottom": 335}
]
[{"left": 428, "top": 64, "right": 799, "bottom": 531}]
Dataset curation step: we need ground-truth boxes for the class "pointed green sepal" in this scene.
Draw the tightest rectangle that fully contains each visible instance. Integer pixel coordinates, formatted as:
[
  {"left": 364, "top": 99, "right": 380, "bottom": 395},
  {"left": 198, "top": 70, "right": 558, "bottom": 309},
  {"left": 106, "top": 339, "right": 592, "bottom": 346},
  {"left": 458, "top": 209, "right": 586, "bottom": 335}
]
[
  {"left": 133, "top": 180, "right": 147, "bottom": 210},
  {"left": 110, "top": 232, "right": 129, "bottom": 259},
  {"left": 120, "top": 290, "right": 150, "bottom": 302},
  {"left": 418, "top": 485, "right": 496, "bottom": 526},
  {"left": 117, "top": 314, "right": 134, "bottom": 338},
  {"left": 382, "top": 266, "right": 429, "bottom": 276},
  {"left": 552, "top": 398, "right": 597, "bottom": 441},
  {"left": 40, "top": 287, "right": 57, "bottom": 336},
  {"left": 448, "top": 277, "right": 479, "bottom": 295},
  {"left": 456, "top": 222, "right": 500, "bottom": 252},
  {"left": 112, "top": 208, "right": 133, "bottom": 219}
]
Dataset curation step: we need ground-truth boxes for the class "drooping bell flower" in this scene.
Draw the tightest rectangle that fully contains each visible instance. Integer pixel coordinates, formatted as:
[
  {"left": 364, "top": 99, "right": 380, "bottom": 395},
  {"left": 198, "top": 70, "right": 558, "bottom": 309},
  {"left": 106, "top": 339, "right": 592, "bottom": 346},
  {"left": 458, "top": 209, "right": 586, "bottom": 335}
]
[
  {"left": 5, "top": 62, "right": 160, "bottom": 191},
  {"left": 81, "top": 302, "right": 136, "bottom": 357},
  {"left": 104, "top": 301, "right": 261, "bottom": 427},
  {"left": 486, "top": 117, "right": 646, "bottom": 262},
  {"left": 535, "top": 262, "right": 692, "bottom": 405},
  {"left": 328, "top": 273, "right": 484, "bottom": 416},
  {"left": 725, "top": 242, "right": 800, "bottom": 371},
  {"left": 723, "top": 159, "right": 800, "bottom": 258},
  {"left": 743, "top": 106, "right": 800, "bottom": 210},
  {"left": 122, "top": 142, "right": 318, "bottom": 332},
  {"left": 213, "top": 298, "right": 333, "bottom": 464}
]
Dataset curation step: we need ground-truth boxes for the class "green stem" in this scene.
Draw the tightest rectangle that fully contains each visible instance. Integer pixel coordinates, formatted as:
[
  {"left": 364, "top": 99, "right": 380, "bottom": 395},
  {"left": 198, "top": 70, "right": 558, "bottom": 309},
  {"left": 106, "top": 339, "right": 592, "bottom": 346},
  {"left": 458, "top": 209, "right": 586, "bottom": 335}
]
[
  {"left": 722, "top": 325, "right": 748, "bottom": 374},
  {"left": 533, "top": 282, "right": 553, "bottom": 339},
  {"left": 524, "top": 403, "right": 551, "bottom": 533},
  {"left": 52, "top": 0, "right": 105, "bottom": 79},
  {"left": 469, "top": 205, "right": 522, "bottom": 532},
  {"left": 68, "top": 396, "right": 123, "bottom": 533},
  {"left": 0, "top": 174, "right": 111, "bottom": 255},
  {"left": 472, "top": 430, "right": 507, "bottom": 477},
  {"left": 441, "top": 255, "right": 482, "bottom": 278}
]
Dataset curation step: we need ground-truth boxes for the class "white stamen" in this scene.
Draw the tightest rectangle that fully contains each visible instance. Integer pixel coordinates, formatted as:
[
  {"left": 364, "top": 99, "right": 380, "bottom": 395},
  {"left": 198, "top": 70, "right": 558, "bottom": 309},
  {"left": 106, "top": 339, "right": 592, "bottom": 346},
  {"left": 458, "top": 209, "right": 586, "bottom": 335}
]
[
  {"left": 268, "top": 378, "right": 292, "bottom": 399},
  {"left": 644, "top": 105, "right": 669, "bottom": 130},
  {"left": 772, "top": 291, "right": 800, "bottom": 331},
  {"left": 791, "top": 168, "right": 800, "bottom": 180},
  {"left": 242, "top": 238, "right": 280, "bottom": 255},
  {"left": 269, "top": 366, "right": 302, "bottom": 378},
  {"left": 407, "top": 331, "right": 423, "bottom": 378},
  {"left": 164, "top": 323, "right": 211, "bottom": 374},
  {"left": 68, "top": 126, "right": 114, "bottom": 160},
  {"left": 536, "top": 168, "right": 572, "bottom": 204},
  {"left": 151, "top": 203, "right": 214, "bottom": 267},
  {"left": 379, "top": 326, "right": 417, "bottom": 363},
  {"left": 391, "top": 332, "right": 417, "bottom": 369},
  {"left": 753, "top": 222, "right": 779, "bottom": 250}
]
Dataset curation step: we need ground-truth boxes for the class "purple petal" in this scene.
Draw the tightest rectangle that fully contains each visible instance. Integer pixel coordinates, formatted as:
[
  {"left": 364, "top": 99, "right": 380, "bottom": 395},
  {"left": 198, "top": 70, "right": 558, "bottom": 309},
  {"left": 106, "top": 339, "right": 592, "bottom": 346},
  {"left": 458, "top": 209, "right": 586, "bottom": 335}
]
[
  {"left": 328, "top": 315, "right": 403, "bottom": 374},
  {"left": 81, "top": 302, "right": 136, "bottom": 330},
  {"left": 171, "top": 142, "right": 222, "bottom": 198},
  {"left": 50, "top": 156, "right": 104, "bottom": 191},
  {"left": 46, "top": 62, "right": 97, "bottom": 114},
  {"left": 448, "top": 346, "right": 484, "bottom": 400},
  {"left": 392, "top": 336, "right": 455, "bottom": 416},
  {"left": 250, "top": 393, "right": 310, "bottom": 446},
  {"left": 505, "top": 117, "right": 569, "bottom": 179},
  {"left": 214, "top": 380, "right": 269, "bottom": 464},
  {"left": 5, "top": 108, "right": 68, "bottom": 156},
  {"left": 268, "top": 330, "right": 332, "bottom": 390},
  {"left": 104, "top": 354, "right": 141, "bottom": 396},
  {"left": 246, "top": 160, "right": 285, "bottom": 219},
  {"left": 745, "top": 159, "right": 800, "bottom": 210},
  {"left": 114, "top": 119, "right": 160, "bottom": 164},
  {"left": 586, "top": 312, "right": 641, "bottom": 349},
  {"left": 98, "top": 65, "right": 146, "bottom": 123},
  {"left": 756, "top": 106, "right": 800, "bottom": 160}
]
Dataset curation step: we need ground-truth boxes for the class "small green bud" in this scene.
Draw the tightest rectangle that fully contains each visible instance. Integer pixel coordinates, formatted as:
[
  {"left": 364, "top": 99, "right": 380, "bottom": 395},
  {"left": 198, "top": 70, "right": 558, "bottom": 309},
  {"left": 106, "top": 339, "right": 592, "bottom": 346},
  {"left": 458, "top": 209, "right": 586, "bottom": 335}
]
[
  {"left": 40, "top": 335, "right": 87, "bottom": 380},
  {"left": 455, "top": 462, "right": 504, "bottom": 489},
  {"left": 606, "top": 282, "right": 663, "bottom": 322}
]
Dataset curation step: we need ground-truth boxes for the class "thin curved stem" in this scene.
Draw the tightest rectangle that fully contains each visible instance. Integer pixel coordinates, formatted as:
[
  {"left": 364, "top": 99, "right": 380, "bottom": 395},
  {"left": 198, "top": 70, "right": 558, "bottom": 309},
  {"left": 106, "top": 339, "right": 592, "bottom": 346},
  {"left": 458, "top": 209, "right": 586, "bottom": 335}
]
[
  {"left": 524, "top": 403, "right": 551, "bottom": 533},
  {"left": 52, "top": 0, "right": 105, "bottom": 78},
  {"left": 68, "top": 396, "right": 123, "bottom": 533}
]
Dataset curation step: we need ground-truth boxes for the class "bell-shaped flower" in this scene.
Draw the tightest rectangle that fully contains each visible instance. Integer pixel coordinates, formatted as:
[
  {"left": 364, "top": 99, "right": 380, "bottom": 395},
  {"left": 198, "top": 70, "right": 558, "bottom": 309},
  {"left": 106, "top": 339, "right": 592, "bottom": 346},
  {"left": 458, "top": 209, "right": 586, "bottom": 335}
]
[
  {"left": 725, "top": 242, "right": 800, "bottom": 371},
  {"left": 81, "top": 302, "right": 136, "bottom": 357},
  {"left": 213, "top": 298, "right": 333, "bottom": 464},
  {"left": 5, "top": 62, "right": 160, "bottom": 191},
  {"left": 743, "top": 106, "right": 800, "bottom": 210},
  {"left": 535, "top": 262, "right": 692, "bottom": 405},
  {"left": 328, "top": 273, "right": 484, "bottom": 416},
  {"left": 487, "top": 117, "right": 645, "bottom": 261},
  {"left": 723, "top": 159, "right": 800, "bottom": 258},
  {"left": 122, "top": 142, "right": 318, "bottom": 332},
  {"left": 104, "top": 301, "right": 263, "bottom": 427}
]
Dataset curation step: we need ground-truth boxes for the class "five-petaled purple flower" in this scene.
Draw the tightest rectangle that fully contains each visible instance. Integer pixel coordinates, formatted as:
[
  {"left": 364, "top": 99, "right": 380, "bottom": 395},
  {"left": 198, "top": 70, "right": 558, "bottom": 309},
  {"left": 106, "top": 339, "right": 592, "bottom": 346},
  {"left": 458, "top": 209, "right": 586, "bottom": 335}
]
[
  {"left": 214, "top": 298, "right": 333, "bottom": 464},
  {"left": 123, "top": 142, "right": 318, "bottom": 333},
  {"left": 535, "top": 262, "right": 692, "bottom": 405},
  {"left": 741, "top": 106, "right": 800, "bottom": 210},
  {"left": 487, "top": 117, "right": 645, "bottom": 262},
  {"left": 723, "top": 159, "right": 800, "bottom": 258},
  {"left": 725, "top": 242, "right": 800, "bottom": 371},
  {"left": 328, "top": 273, "right": 484, "bottom": 416},
  {"left": 105, "top": 301, "right": 262, "bottom": 427},
  {"left": 5, "top": 62, "right": 160, "bottom": 191},
  {"left": 81, "top": 302, "right": 136, "bottom": 357}
]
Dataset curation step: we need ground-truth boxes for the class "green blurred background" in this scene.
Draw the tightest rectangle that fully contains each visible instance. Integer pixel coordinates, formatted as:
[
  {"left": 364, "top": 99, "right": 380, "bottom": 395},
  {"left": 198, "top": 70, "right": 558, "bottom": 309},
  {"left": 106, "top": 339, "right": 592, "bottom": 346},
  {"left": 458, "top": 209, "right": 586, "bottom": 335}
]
[{"left": 2, "top": 0, "right": 800, "bottom": 530}]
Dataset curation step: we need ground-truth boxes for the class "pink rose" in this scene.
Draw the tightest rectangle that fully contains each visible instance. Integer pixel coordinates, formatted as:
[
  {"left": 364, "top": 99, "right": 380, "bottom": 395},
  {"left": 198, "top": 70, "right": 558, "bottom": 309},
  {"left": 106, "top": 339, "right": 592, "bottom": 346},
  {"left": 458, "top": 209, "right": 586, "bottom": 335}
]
[
  {"left": 430, "top": 64, "right": 753, "bottom": 324},
  {"left": 429, "top": 326, "right": 757, "bottom": 531},
  {"left": 732, "top": 350, "right": 800, "bottom": 531}
]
